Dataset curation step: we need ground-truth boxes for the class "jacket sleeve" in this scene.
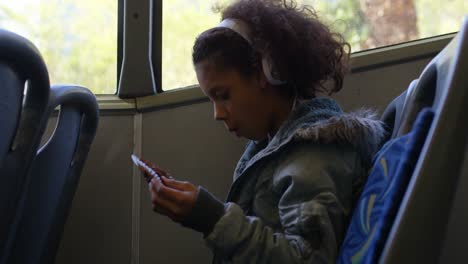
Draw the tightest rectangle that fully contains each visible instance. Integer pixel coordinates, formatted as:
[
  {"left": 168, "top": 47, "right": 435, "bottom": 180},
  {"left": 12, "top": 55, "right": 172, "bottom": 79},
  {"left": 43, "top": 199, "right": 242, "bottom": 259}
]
[{"left": 204, "top": 143, "right": 358, "bottom": 263}]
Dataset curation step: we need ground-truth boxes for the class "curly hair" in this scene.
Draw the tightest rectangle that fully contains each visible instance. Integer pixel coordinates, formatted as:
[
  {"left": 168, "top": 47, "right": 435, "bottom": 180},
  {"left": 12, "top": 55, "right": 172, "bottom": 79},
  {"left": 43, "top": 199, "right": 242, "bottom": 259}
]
[{"left": 192, "top": 0, "right": 350, "bottom": 99}]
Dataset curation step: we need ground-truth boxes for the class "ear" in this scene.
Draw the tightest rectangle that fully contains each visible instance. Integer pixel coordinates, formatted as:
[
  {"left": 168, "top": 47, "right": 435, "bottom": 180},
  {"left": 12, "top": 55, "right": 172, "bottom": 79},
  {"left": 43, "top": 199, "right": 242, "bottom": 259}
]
[{"left": 256, "top": 70, "right": 270, "bottom": 91}]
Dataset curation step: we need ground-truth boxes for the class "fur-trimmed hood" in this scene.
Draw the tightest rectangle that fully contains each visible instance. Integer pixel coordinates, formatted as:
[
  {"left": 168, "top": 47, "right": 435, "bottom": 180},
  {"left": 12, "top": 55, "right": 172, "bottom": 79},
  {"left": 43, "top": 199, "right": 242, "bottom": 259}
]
[
  {"left": 295, "top": 109, "right": 386, "bottom": 164},
  {"left": 268, "top": 97, "right": 386, "bottom": 160},
  {"left": 234, "top": 97, "right": 386, "bottom": 178}
]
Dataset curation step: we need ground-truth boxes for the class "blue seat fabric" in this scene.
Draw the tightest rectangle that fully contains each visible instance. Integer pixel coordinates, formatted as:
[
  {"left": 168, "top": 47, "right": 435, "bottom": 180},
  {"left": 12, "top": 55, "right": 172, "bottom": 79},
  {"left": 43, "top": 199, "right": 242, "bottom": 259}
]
[{"left": 338, "top": 108, "right": 434, "bottom": 264}]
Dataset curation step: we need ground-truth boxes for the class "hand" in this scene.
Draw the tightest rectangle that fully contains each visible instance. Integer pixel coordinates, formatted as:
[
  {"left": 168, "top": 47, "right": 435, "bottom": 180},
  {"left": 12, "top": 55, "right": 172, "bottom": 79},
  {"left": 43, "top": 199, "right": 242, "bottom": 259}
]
[
  {"left": 148, "top": 176, "right": 199, "bottom": 223},
  {"left": 138, "top": 158, "right": 173, "bottom": 182}
]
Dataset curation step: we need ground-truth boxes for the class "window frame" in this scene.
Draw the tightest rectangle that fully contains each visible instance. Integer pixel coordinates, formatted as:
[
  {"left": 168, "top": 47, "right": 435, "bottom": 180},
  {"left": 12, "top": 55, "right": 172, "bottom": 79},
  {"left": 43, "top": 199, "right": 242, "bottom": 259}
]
[
  {"left": 116, "top": 0, "right": 161, "bottom": 98},
  {"left": 117, "top": 0, "right": 123, "bottom": 92},
  {"left": 129, "top": 33, "right": 455, "bottom": 112},
  {"left": 109, "top": 0, "right": 458, "bottom": 111}
]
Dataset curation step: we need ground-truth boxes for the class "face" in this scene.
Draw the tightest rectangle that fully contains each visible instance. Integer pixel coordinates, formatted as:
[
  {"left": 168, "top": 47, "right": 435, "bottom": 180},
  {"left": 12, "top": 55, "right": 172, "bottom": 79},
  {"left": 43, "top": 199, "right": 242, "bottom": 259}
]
[{"left": 195, "top": 60, "right": 275, "bottom": 140}]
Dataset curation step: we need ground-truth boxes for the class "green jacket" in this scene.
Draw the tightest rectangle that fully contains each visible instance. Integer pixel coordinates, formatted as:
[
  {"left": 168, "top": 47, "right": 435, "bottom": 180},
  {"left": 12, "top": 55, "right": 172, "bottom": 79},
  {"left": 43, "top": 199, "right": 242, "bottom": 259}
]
[{"left": 183, "top": 97, "right": 385, "bottom": 264}]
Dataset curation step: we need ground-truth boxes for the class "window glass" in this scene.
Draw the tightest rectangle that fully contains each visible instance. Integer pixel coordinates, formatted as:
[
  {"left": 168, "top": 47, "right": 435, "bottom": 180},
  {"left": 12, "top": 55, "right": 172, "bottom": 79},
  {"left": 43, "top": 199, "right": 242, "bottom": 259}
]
[
  {"left": 305, "top": 0, "right": 467, "bottom": 52},
  {"left": 162, "top": 0, "right": 468, "bottom": 90},
  {"left": 0, "top": 0, "right": 118, "bottom": 94},
  {"left": 162, "top": 0, "right": 221, "bottom": 91}
]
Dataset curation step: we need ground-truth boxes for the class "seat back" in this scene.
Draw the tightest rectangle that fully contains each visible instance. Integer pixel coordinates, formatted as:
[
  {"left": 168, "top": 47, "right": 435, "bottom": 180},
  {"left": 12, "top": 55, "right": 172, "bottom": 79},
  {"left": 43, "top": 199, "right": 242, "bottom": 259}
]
[
  {"left": 380, "top": 16, "right": 468, "bottom": 264},
  {"left": 0, "top": 29, "right": 50, "bottom": 256},
  {"left": 0, "top": 63, "right": 22, "bottom": 163},
  {"left": 381, "top": 58, "right": 440, "bottom": 143},
  {"left": 2, "top": 85, "right": 99, "bottom": 264},
  {"left": 338, "top": 16, "right": 468, "bottom": 263},
  {"left": 338, "top": 109, "right": 435, "bottom": 264},
  {"left": 380, "top": 79, "right": 418, "bottom": 141}
]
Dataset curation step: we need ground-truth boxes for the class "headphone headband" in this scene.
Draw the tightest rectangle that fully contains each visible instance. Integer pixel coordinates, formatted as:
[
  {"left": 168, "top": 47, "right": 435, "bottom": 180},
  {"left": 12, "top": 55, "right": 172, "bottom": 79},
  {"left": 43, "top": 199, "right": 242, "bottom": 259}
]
[{"left": 216, "top": 18, "right": 286, "bottom": 85}]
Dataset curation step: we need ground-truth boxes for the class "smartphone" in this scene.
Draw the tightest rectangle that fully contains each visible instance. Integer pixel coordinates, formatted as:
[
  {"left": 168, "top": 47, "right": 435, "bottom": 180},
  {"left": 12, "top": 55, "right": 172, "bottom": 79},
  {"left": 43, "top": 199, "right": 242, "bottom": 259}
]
[{"left": 131, "top": 154, "right": 161, "bottom": 182}]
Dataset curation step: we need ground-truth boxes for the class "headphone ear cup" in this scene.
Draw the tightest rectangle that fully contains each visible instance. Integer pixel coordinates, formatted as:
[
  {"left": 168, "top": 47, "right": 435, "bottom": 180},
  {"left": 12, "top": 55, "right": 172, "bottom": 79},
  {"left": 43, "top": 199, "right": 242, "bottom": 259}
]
[{"left": 261, "top": 55, "right": 286, "bottom": 85}]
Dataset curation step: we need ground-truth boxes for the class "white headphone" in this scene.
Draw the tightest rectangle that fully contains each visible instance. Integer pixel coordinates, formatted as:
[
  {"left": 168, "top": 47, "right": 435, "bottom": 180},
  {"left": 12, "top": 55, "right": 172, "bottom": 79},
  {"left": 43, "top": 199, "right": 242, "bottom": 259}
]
[{"left": 216, "top": 18, "right": 286, "bottom": 86}]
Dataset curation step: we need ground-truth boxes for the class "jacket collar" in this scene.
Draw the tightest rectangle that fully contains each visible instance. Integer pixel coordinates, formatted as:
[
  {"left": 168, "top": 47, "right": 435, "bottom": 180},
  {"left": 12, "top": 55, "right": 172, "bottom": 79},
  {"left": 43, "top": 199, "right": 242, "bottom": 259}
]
[{"left": 233, "top": 97, "right": 386, "bottom": 180}]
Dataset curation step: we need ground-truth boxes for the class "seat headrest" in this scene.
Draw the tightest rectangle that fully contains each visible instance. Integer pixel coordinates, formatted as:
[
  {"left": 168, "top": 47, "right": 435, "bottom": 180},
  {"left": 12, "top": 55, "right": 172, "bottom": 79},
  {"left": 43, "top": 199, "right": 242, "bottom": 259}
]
[{"left": 380, "top": 79, "right": 418, "bottom": 142}]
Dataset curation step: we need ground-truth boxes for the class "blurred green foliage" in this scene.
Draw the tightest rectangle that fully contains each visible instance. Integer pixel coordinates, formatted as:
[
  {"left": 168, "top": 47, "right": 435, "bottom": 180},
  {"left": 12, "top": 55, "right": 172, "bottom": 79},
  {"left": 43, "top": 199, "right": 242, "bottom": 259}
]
[
  {"left": 0, "top": 0, "right": 117, "bottom": 94},
  {"left": 0, "top": 0, "right": 466, "bottom": 93},
  {"left": 162, "top": 0, "right": 466, "bottom": 90}
]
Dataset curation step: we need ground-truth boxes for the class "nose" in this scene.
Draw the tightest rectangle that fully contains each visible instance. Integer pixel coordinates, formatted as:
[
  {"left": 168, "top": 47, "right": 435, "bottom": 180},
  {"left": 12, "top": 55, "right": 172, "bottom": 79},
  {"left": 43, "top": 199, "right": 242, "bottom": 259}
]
[{"left": 213, "top": 103, "right": 227, "bottom": 121}]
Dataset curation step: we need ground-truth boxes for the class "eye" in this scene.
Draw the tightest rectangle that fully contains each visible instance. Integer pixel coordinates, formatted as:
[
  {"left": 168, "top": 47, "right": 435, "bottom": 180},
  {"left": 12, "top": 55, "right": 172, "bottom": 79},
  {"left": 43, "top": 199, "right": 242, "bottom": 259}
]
[{"left": 216, "top": 91, "right": 230, "bottom": 101}]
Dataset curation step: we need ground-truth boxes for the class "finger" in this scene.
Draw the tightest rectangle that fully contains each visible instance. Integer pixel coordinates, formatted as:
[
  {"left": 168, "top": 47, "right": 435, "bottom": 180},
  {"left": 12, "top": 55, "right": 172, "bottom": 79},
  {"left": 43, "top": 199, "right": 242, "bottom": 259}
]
[
  {"left": 140, "top": 158, "right": 159, "bottom": 173},
  {"left": 148, "top": 178, "right": 161, "bottom": 194},
  {"left": 140, "top": 158, "right": 168, "bottom": 176},
  {"left": 161, "top": 177, "right": 194, "bottom": 191},
  {"left": 136, "top": 163, "right": 154, "bottom": 181},
  {"left": 149, "top": 178, "right": 193, "bottom": 218},
  {"left": 154, "top": 167, "right": 169, "bottom": 177},
  {"left": 150, "top": 178, "right": 188, "bottom": 205},
  {"left": 140, "top": 157, "right": 154, "bottom": 168},
  {"left": 148, "top": 179, "right": 178, "bottom": 218},
  {"left": 150, "top": 188, "right": 185, "bottom": 219}
]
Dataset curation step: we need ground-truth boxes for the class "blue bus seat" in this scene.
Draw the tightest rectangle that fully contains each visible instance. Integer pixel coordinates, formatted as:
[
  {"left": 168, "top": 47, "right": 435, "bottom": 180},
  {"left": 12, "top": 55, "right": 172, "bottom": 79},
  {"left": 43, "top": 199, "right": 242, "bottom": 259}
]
[
  {"left": 381, "top": 57, "right": 439, "bottom": 143},
  {"left": 2, "top": 85, "right": 99, "bottom": 264},
  {"left": 394, "top": 65, "right": 438, "bottom": 138},
  {"left": 338, "top": 109, "right": 434, "bottom": 264},
  {"left": 380, "top": 79, "right": 418, "bottom": 141},
  {"left": 380, "top": 15, "right": 468, "bottom": 264},
  {"left": 0, "top": 29, "right": 50, "bottom": 258},
  {"left": 338, "top": 16, "right": 468, "bottom": 263}
]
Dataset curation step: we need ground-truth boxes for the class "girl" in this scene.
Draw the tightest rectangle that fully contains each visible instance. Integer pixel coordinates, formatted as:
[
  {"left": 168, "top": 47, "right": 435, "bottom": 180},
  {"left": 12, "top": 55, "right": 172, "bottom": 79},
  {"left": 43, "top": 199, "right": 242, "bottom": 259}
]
[{"left": 141, "top": 0, "right": 385, "bottom": 263}]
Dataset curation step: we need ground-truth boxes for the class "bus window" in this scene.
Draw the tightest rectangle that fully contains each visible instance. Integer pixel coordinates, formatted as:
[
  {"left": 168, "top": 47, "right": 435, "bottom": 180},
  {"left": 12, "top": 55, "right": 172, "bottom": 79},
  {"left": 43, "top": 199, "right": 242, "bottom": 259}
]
[
  {"left": 0, "top": 0, "right": 118, "bottom": 94},
  {"left": 162, "top": 0, "right": 467, "bottom": 91},
  {"left": 162, "top": 0, "right": 220, "bottom": 91}
]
